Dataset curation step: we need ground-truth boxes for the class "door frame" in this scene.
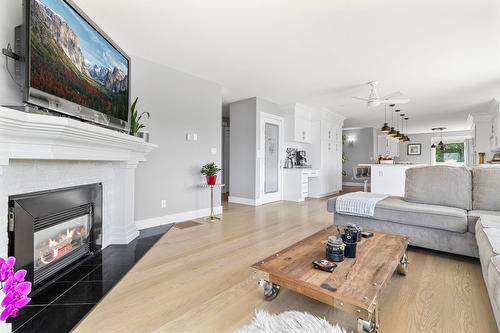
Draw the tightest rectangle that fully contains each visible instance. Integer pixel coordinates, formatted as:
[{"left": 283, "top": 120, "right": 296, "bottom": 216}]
[{"left": 259, "top": 112, "right": 284, "bottom": 204}]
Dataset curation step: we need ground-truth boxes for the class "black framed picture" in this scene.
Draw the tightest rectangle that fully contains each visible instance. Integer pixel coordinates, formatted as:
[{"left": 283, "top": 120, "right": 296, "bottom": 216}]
[{"left": 407, "top": 143, "right": 422, "bottom": 155}]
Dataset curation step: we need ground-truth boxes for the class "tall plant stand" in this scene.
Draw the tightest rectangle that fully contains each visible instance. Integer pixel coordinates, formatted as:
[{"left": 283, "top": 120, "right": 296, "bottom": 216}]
[{"left": 200, "top": 183, "right": 224, "bottom": 221}]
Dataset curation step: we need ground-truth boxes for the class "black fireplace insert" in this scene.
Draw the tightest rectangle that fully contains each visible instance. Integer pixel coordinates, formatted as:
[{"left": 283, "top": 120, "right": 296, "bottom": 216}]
[{"left": 8, "top": 184, "right": 102, "bottom": 292}]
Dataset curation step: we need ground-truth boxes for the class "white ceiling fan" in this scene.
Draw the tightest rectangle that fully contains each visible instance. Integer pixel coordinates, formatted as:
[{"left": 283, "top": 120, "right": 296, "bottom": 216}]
[{"left": 352, "top": 81, "right": 409, "bottom": 107}]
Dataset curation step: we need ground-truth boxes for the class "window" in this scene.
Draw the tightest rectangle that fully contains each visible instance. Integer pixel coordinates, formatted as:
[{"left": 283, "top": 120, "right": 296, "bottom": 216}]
[{"left": 435, "top": 142, "right": 465, "bottom": 164}]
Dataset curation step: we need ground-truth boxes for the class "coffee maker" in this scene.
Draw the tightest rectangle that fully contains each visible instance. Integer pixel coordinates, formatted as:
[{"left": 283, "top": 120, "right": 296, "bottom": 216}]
[
  {"left": 295, "top": 150, "right": 307, "bottom": 166},
  {"left": 285, "top": 148, "right": 296, "bottom": 168}
]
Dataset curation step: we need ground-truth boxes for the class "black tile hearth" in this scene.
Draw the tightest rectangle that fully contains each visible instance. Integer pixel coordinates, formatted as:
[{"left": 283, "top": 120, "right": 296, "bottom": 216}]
[
  {"left": 14, "top": 304, "right": 95, "bottom": 333},
  {"left": 56, "top": 264, "right": 102, "bottom": 282},
  {"left": 28, "top": 282, "right": 77, "bottom": 306},
  {"left": 52, "top": 281, "right": 116, "bottom": 305},
  {"left": 11, "top": 223, "right": 173, "bottom": 333}
]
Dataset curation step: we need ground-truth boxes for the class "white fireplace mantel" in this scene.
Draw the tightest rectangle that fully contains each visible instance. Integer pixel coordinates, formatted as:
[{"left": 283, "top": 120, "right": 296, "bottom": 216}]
[
  {"left": 0, "top": 106, "right": 157, "bottom": 166},
  {"left": 0, "top": 106, "right": 158, "bottom": 333},
  {"left": 0, "top": 105, "right": 157, "bottom": 255}
]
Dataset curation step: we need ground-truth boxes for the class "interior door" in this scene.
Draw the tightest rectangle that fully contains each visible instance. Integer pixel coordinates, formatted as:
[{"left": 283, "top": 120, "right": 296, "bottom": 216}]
[{"left": 260, "top": 113, "right": 284, "bottom": 204}]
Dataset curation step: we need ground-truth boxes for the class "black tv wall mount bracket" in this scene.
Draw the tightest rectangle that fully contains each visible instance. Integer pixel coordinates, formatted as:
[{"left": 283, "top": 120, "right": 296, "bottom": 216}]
[{"left": 2, "top": 44, "right": 21, "bottom": 61}]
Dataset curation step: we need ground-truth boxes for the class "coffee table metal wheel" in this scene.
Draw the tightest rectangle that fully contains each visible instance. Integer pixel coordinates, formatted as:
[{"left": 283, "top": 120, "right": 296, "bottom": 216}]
[
  {"left": 357, "top": 304, "right": 378, "bottom": 333},
  {"left": 397, "top": 252, "right": 409, "bottom": 276},
  {"left": 259, "top": 280, "right": 280, "bottom": 301}
]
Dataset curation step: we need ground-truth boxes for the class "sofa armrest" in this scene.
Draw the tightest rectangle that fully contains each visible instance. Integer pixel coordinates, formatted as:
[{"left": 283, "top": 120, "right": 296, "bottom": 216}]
[{"left": 327, "top": 197, "right": 337, "bottom": 213}]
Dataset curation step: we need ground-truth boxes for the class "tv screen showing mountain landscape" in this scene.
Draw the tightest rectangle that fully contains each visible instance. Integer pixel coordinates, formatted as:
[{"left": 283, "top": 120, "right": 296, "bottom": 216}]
[{"left": 30, "top": 0, "right": 129, "bottom": 122}]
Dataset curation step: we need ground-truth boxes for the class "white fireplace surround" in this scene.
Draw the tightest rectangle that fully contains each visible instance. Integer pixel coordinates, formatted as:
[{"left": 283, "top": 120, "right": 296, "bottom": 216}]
[{"left": 0, "top": 106, "right": 157, "bottom": 261}]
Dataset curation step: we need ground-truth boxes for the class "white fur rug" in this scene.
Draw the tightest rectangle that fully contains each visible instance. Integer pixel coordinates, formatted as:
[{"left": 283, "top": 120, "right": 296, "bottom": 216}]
[{"left": 235, "top": 310, "right": 348, "bottom": 333}]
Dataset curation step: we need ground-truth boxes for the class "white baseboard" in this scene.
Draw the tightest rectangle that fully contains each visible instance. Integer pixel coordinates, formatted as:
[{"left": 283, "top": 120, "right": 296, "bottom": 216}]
[
  {"left": 106, "top": 229, "right": 140, "bottom": 247},
  {"left": 228, "top": 196, "right": 260, "bottom": 206},
  {"left": 308, "top": 191, "right": 340, "bottom": 199},
  {"left": 342, "top": 182, "right": 365, "bottom": 187},
  {"left": 135, "top": 206, "right": 224, "bottom": 230}
]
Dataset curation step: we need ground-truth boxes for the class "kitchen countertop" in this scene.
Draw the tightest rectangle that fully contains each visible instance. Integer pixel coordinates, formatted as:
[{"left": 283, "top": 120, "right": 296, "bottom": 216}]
[
  {"left": 358, "top": 163, "right": 428, "bottom": 167},
  {"left": 283, "top": 166, "right": 315, "bottom": 170}
]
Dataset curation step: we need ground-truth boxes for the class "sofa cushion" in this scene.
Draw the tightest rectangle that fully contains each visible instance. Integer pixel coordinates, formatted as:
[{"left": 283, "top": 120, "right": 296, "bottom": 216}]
[
  {"left": 467, "top": 210, "right": 500, "bottom": 234},
  {"left": 480, "top": 214, "right": 500, "bottom": 229},
  {"left": 484, "top": 228, "right": 500, "bottom": 255},
  {"left": 404, "top": 166, "right": 472, "bottom": 210},
  {"left": 472, "top": 167, "right": 500, "bottom": 211},
  {"left": 329, "top": 196, "right": 468, "bottom": 233},
  {"left": 373, "top": 197, "right": 468, "bottom": 233}
]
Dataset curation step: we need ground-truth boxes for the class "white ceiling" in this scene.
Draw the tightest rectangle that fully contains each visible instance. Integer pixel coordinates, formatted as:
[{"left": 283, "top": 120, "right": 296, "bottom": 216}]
[{"left": 74, "top": 0, "right": 500, "bottom": 133}]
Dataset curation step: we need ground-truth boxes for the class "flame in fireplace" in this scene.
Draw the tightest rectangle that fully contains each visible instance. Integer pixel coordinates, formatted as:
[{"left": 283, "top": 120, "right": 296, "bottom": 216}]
[{"left": 39, "top": 226, "right": 86, "bottom": 265}]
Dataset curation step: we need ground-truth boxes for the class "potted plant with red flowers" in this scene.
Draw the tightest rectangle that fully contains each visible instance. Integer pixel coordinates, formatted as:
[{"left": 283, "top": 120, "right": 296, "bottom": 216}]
[{"left": 201, "top": 162, "right": 221, "bottom": 186}]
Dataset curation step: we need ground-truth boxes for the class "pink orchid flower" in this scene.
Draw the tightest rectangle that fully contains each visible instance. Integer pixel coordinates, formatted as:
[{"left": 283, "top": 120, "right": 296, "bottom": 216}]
[{"left": 0, "top": 258, "right": 31, "bottom": 321}]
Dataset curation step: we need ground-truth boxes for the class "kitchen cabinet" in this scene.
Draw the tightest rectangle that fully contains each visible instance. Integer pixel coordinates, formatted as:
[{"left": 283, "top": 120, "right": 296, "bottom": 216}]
[
  {"left": 371, "top": 164, "right": 427, "bottom": 196},
  {"left": 283, "top": 169, "right": 319, "bottom": 202},
  {"left": 491, "top": 109, "right": 500, "bottom": 151},
  {"left": 308, "top": 113, "right": 345, "bottom": 197},
  {"left": 377, "top": 134, "right": 399, "bottom": 157},
  {"left": 284, "top": 103, "right": 312, "bottom": 143}
]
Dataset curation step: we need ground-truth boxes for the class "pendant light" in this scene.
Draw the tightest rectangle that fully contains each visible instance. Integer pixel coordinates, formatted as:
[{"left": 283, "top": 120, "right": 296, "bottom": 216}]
[
  {"left": 388, "top": 104, "right": 397, "bottom": 136},
  {"left": 394, "top": 109, "right": 403, "bottom": 139},
  {"left": 380, "top": 104, "right": 390, "bottom": 133},
  {"left": 438, "top": 128, "right": 445, "bottom": 149},
  {"left": 403, "top": 117, "right": 410, "bottom": 142},
  {"left": 398, "top": 113, "right": 406, "bottom": 141},
  {"left": 431, "top": 127, "right": 446, "bottom": 149}
]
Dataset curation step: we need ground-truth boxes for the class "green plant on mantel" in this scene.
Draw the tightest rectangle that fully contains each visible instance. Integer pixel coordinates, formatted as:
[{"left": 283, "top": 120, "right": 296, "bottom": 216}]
[
  {"left": 200, "top": 162, "right": 221, "bottom": 176},
  {"left": 342, "top": 134, "right": 347, "bottom": 145},
  {"left": 129, "top": 97, "right": 150, "bottom": 136}
]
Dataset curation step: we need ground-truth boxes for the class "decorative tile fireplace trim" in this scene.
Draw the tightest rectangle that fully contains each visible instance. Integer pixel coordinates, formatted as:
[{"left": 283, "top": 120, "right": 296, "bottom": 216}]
[{"left": 0, "top": 106, "right": 157, "bottom": 167}]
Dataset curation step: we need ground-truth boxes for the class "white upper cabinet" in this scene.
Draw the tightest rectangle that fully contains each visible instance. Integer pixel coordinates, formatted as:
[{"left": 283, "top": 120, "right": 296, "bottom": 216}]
[
  {"left": 491, "top": 110, "right": 500, "bottom": 151},
  {"left": 308, "top": 110, "right": 345, "bottom": 197},
  {"left": 283, "top": 103, "right": 312, "bottom": 143}
]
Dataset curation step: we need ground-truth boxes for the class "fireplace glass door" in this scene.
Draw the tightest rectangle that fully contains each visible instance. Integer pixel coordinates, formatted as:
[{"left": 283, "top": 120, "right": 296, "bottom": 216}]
[{"left": 34, "top": 214, "right": 91, "bottom": 275}]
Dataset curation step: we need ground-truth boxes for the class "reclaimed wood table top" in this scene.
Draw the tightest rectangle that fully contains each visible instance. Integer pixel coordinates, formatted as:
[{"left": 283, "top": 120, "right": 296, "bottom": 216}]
[{"left": 251, "top": 225, "right": 408, "bottom": 319}]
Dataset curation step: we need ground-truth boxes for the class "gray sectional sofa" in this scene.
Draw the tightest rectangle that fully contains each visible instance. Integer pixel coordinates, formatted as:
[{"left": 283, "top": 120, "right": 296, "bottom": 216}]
[
  {"left": 327, "top": 165, "right": 500, "bottom": 330},
  {"left": 476, "top": 214, "right": 500, "bottom": 331}
]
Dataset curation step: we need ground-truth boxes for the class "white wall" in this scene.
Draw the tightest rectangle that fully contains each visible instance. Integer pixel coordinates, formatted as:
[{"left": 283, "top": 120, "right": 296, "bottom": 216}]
[
  {"left": 0, "top": 0, "right": 23, "bottom": 105},
  {"left": 132, "top": 57, "right": 222, "bottom": 222},
  {"left": 397, "top": 130, "right": 473, "bottom": 165},
  {"left": 229, "top": 98, "right": 257, "bottom": 200},
  {"left": 228, "top": 97, "right": 284, "bottom": 203},
  {"left": 0, "top": 2, "right": 223, "bottom": 225},
  {"left": 342, "top": 127, "right": 377, "bottom": 184},
  {"left": 397, "top": 133, "right": 432, "bottom": 164}
]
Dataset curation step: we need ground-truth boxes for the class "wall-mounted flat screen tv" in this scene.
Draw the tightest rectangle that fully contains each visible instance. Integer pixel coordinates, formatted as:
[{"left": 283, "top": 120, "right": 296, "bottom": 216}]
[{"left": 20, "top": 0, "right": 130, "bottom": 131}]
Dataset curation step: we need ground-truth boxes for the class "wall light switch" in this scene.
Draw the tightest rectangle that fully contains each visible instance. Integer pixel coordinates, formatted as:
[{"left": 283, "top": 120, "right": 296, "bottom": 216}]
[
  {"left": 186, "top": 133, "right": 192, "bottom": 141},
  {"left": 161, "top": 200, "right": 166, "bottom": 208},
  {"left": 193, "top": 133, "right": 198, "bottom": 141},
  {"left": 211, "top": 147, "right": 217, "bottom": 155}
]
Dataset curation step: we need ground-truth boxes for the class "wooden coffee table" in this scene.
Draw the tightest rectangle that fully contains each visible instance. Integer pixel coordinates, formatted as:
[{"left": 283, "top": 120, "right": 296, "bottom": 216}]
[{"left": 251, "top": 226, "right": 409, "bottom": 332}]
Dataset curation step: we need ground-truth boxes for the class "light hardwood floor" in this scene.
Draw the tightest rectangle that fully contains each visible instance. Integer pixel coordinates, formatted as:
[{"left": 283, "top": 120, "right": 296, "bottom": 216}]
[{"left": 75, "top": 196, "right": 497, "bottom": 333}]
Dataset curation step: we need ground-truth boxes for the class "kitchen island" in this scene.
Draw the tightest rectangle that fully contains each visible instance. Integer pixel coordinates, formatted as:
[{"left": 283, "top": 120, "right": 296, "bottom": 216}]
[{"left": 361, "top": 163, "right": 427, "bottom": 197}]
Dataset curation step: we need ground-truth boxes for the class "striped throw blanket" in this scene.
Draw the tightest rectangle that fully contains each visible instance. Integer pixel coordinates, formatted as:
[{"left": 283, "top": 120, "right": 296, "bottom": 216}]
[{"left": 335, "top": 192, "right": 389, "bottom": 217}]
